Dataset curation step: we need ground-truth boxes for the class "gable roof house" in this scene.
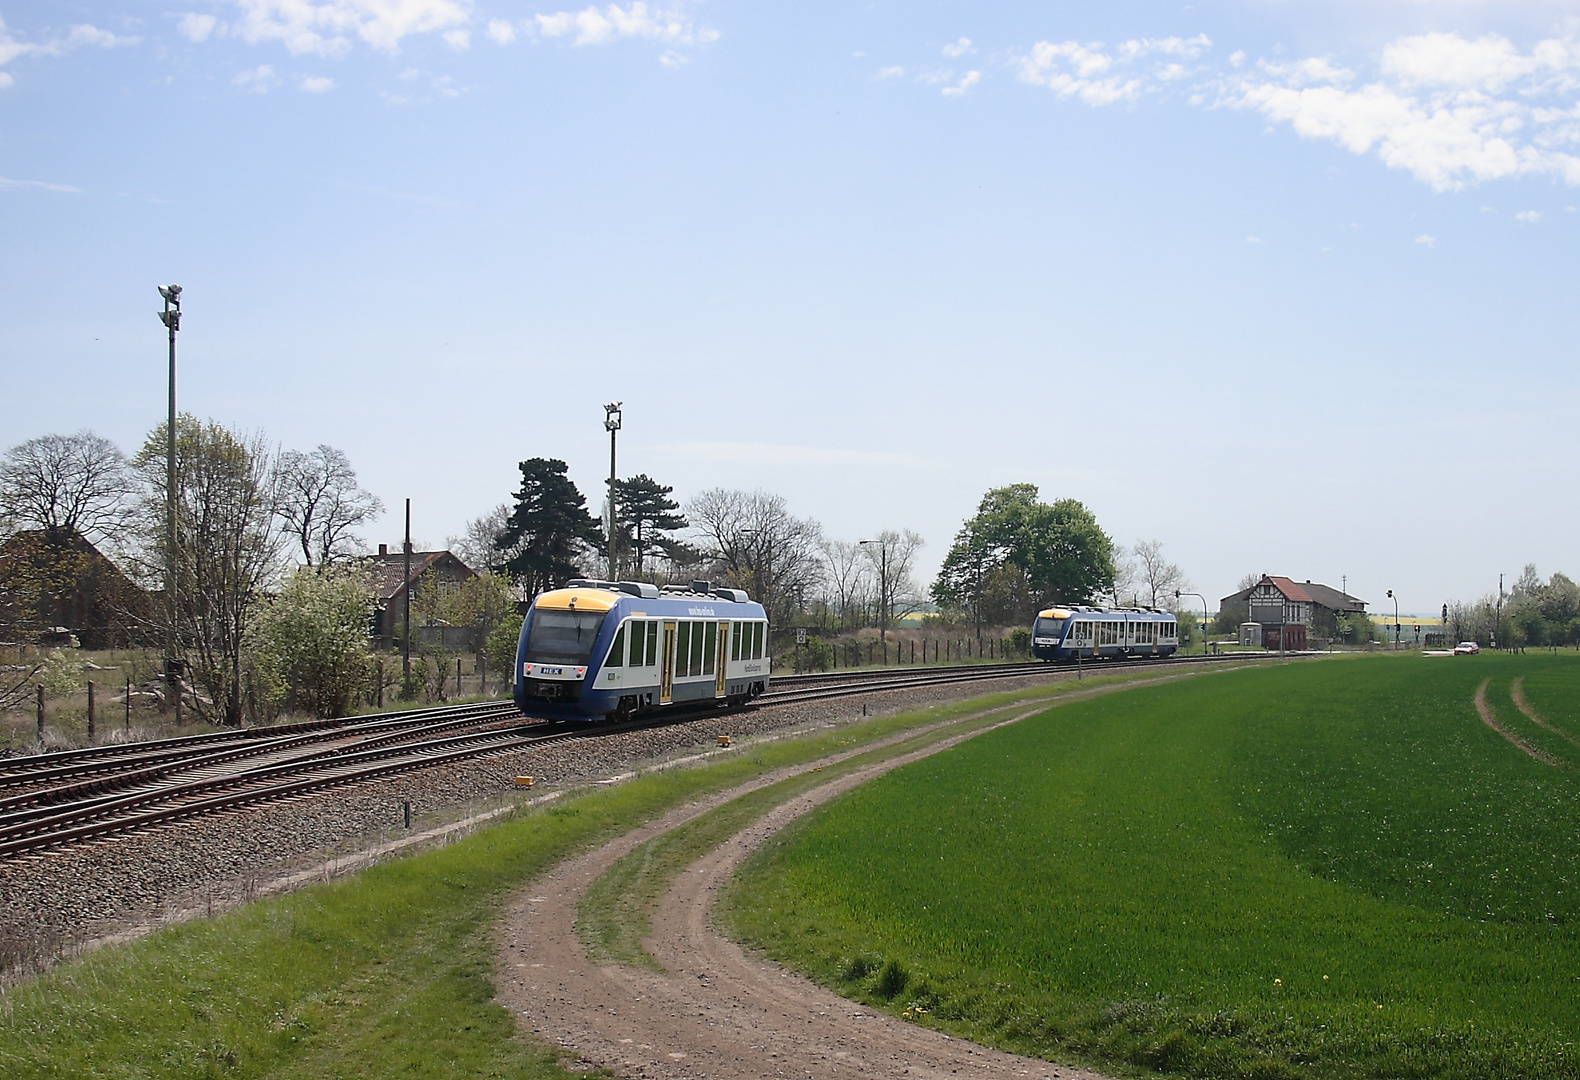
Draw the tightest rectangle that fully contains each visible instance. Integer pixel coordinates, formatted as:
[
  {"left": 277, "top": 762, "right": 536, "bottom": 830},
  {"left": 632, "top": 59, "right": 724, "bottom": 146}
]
[
  {"left": 1219, "top": 575, "right": 1367, "bottom": 650},
  {"left": 0, "top": 529, "right": 149, "bottom": 649},
  {"left": 366, "top": 544, "right": 478, "bottom": 647}
]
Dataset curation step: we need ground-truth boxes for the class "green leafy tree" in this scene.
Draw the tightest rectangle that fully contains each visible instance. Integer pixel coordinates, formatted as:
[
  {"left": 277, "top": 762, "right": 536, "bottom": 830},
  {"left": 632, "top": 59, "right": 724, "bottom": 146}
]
[
  {"left": 932, "top": 484, "right": 1117, "bottom": 627},
  {"left": 613, "top": 474, "right": 687, "bottom": 577},
  {"left": 484, "top": 610, "right": 525, "bottom": 691},
  {"left": 251, "top": 563, "right": 375, "bottom": 719},
  {"left": 133, "top": 416, "right": 284, "bottom": 725},
  {"left": 497, "top": 458, "right": 603, "bottom": 596}
]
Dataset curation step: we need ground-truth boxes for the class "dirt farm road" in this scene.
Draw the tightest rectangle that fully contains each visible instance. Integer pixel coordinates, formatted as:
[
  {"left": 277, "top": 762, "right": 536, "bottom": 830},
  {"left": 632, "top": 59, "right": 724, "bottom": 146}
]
[{"left": 495, "top": 704, "right": 1115, "bottom": 1080}]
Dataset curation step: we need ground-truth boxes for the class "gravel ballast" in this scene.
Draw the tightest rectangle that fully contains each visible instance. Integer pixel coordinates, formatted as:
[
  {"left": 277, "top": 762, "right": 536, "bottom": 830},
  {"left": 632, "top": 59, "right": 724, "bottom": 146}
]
[{"left": 0, "top": 666, "right": 1101, "bottom": 977}]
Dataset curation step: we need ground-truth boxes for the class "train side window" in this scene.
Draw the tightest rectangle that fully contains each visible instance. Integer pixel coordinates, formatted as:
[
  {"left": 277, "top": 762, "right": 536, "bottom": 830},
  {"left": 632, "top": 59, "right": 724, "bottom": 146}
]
[
  {"left": 677, "top": 622, "right": 690, "bottom": 674},
  {"left": 607, "top": 625, "right": 625, "bottom": 667},
  {"left": 645, "top": 621, "right": 658, "bottom": 666},
  {"left": 692, "top": 622, "right": 706, "bottom": 676},
  {"left": 627, "top": 622, "right": 641, "bottom": 666},
  {"left": 703, "top": 621, "right": 717, "bottom": 675},
  {"left": 749, "top": 621, "right": 761, "bottom": 659},
  {"left": 731, "top": 621, "right": 741, "bottom": 661}
]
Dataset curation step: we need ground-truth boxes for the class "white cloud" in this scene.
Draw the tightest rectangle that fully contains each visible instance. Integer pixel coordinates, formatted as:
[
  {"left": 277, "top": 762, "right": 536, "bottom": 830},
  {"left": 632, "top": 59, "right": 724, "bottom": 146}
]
[
  {"left": 942, "top": 69, "right": 980, "bottom": 97},
  {"left": 1222, "top": 30, "right": 1580, "bottom": 190},
  {"left": 531, "top": 2, "right": 718, "bottom": 52},
  {"left": 233, "top": 63, "right": 278, "bottom": 91},
  {"left": 1415, "top": 233, "right": 1435, "bottom": 246},
  {"left": 178, "top": 13, "right": 219, "bottom": 43},
  {"left": 298, "top": 74, "right": 334, "bottom": 92},
  {"left": 942, "top": 37, "right": 973, "bottom": 58},
  {"left": 1516, "top": 209, "right": 1542, "bottom": 221},
  {"left": 0, "top": 15, "right": 140, "bottom": 85},
  {"left": 1003, "top": 26, "right": 1580, "bottom": 190},
  {"left": 442, "top": 28, "right": 470, "bottom": 50},
  {"left": 383, "top": 67, "right": 464, "bottom": 102},
  {"left": 1246, "top": 235, "right": 1261, "bottom": 243},
  {"left": 1014, "top": 36, "right": 1209, "bottom": 105},
  {"left": 0, "top": 175, "right": 83, "bottom": 192},
  {"left": 876, "top": 65, "right": 904, "bottom": 80},
  {"left": 486, "top": 19, "right": 515, "bottom": 44},
  {"left": 232, "top": 0, "right": 470, "bottom": 56}
]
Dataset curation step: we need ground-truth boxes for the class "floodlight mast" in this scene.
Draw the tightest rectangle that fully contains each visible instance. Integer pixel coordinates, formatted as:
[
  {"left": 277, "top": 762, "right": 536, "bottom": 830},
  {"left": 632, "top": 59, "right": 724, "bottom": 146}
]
[
  {"left": 157, "top": 285, "right": 182, "bottom": 724},
  {"left": 604, "top": 403, "right": 622, "bottom": 581}
]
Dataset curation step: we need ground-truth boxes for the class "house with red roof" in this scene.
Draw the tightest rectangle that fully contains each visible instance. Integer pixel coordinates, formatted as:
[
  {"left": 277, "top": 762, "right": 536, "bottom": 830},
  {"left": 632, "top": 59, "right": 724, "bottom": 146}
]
[
  {"left": 1223, "top": 575, "right": 1367, "bottom": 650},
  {"left": 366, "top": 544, "right": 478, "bottom": 645}
]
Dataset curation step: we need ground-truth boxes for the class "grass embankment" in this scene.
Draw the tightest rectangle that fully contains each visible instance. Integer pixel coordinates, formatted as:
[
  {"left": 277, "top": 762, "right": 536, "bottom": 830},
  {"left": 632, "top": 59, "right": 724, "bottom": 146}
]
[
  {"left": 722, "top": 654, "right": 1580, "bottom": 1080},
  {"left": 0, "top": 669, "right": 1161, "bottom": 1078}
]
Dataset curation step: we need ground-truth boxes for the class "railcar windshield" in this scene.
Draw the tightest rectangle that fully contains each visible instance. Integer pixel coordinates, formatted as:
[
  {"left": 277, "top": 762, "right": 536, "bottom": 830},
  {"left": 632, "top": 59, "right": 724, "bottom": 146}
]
[
  {"left": 1033, "top": 616, "right": 1067, "bottom": 641},
  {"left": 524, "top": 609, "right": 608, "bottom": 665}
]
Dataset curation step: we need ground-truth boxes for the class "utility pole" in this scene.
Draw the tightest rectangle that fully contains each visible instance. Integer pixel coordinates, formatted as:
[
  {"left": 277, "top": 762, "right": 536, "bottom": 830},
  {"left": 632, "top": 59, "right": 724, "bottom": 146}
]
[
  {"left": 1494, "top": 572, "right": 1504, "bottom": 650},
  {"left": 604, "top": 403, "right": 622, "bottom": 581},
  {"left": 158, "top": 284, "right": 183, "bottom": 725},
  {"left": 859, "top": 538, "right": 890, "bottom": 647},
  {"left": 403, "top": 499, "right": 412, "bottom": 693}
]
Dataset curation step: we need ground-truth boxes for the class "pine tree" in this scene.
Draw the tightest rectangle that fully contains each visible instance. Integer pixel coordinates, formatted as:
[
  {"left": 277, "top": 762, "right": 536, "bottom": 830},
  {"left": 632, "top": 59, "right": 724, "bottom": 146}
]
[
  {"left": 612, "top": 473, "right": 687, "bottom": 576},
  {"left": 497, "top": 458, "right": 603, "bottom": 596}
]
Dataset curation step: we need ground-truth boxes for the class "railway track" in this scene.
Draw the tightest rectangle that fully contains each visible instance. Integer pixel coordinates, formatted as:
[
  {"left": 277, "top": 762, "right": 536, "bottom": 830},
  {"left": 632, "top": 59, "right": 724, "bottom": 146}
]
[{"left": 0, "top": 652, "right": 1289, "bottom": 858}]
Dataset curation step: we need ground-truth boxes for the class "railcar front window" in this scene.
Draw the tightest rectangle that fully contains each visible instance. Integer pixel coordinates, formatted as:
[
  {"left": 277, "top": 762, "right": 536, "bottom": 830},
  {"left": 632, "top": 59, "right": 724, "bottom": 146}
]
[
  {"left": 525, "top": 610, "right": 608, "bottom": 665},
  {"left": 1034, "top": 617, "right": 1067, "bottom": 641}
]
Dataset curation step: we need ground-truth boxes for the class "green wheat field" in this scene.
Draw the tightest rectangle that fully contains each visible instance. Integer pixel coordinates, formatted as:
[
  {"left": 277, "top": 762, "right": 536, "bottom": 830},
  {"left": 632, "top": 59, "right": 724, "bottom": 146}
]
[{"left": 723, "top": 655, "right": 1580, "bottom": 1080}]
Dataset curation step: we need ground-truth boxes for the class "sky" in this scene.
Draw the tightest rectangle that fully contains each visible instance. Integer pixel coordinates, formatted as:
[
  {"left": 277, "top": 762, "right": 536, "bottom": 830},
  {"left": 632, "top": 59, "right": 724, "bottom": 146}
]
[{"left": 3, "top": 0, "right": 1579, "bottom": 616}]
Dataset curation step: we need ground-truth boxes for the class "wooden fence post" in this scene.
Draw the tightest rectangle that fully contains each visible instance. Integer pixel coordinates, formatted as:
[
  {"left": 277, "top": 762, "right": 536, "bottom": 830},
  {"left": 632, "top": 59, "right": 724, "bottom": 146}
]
[
  {"left": 87, "top": 680, "right": 95, "bottom": 741},
  {"left": 36, "top": 684, "right": 45, "bottom": 743}
]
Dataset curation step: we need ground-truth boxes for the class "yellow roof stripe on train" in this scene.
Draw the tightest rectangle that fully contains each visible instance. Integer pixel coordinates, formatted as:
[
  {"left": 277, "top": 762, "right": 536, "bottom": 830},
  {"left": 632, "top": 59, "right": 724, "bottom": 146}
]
[
  {"left": 1038, "top": 608, "right": 1072, "bottom": 620},
  {"left": 533, "top": 588, "right": 618, "bottom": 613}
]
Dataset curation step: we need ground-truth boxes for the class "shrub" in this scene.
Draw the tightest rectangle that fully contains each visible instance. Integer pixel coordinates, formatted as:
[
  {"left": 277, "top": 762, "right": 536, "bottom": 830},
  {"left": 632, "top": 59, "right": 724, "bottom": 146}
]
[
  {"left": 250, "top": 565, "right": 375, "bottom": 718},
  {"left": 874, "top": 959, "right": 908, "bottom": 1000}
]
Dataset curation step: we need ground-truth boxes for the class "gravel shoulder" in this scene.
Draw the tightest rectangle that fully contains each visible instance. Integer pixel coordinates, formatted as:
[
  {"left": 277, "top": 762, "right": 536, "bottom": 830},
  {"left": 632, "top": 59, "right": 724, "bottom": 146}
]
[
  {"left": 496, "top": 699, "right": 1118, "bottom": 1080},
  {"left": 0, "top": 667, "right": 1098, "bottom": 979}
]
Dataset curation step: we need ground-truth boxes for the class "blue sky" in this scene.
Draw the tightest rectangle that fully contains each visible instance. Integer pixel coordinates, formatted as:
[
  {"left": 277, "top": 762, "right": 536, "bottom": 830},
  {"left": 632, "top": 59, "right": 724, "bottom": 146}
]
[{"left": 3, "top": 1, "right": 1579, "bottom": 614}]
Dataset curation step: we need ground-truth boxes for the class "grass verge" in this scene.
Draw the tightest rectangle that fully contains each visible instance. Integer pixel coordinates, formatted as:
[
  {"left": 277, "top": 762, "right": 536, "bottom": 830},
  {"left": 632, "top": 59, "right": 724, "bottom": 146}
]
[
  {"left": 721, "top": 654, "right": 1580, "bottom": 1080},
  {"left": 0, "top": 666, "right": 1176, "bottom": 1078}
]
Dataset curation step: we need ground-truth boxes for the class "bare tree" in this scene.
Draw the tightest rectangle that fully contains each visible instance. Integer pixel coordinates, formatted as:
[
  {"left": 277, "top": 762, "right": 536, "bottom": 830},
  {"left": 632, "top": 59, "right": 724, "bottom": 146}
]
[
  {"left": 861, "top": 529, "right": 924, "bottom": 640},
  {"left": 820, "top": 539, "right": 871, "bottom": 631},
  {"left": 0, "top": 431, "right": 135, "bottom": 544},
  {"left": 1132, "top": 539, "right": 1189, "bottom": 609},
  {"left": 451, "top": 504, "right": 517, "bottom": 574},
  {"left": 686, "top": 489, "right": 822, "bottom": 621},
  {"left": 274, "top": 445, "right": 383, "bottom": 568}
]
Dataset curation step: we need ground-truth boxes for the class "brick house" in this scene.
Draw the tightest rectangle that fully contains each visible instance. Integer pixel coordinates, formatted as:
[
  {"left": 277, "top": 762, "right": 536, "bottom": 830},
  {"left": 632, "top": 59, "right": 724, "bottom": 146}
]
[{"left": 366, "top": 544, "right": 478, "bottom": 646}]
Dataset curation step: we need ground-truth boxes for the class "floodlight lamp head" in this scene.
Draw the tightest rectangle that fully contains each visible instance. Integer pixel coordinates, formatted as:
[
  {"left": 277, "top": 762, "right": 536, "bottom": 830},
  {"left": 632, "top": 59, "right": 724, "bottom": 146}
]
[
  {"left": 158, "top": 284, "right": 182, "bottom": 305},
  {"left": 604, "top": 402, "right": 622, "bottom": 431}
]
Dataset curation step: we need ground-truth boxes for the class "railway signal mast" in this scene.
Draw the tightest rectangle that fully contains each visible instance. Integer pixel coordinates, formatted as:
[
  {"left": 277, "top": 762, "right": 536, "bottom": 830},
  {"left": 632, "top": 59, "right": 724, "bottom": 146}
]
[
  {"left": 604, "top": 402, "right": 622, "bottom": 581},
  {"left": 157, "top": 284, "right": 182, "bottom": 725}
]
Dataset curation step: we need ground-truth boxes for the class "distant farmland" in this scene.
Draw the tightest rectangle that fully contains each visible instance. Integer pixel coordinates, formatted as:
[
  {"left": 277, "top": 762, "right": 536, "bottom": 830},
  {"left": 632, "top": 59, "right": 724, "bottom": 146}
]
[{"left": 723, "top": 656, "right": 1580, "bottom": 1079}]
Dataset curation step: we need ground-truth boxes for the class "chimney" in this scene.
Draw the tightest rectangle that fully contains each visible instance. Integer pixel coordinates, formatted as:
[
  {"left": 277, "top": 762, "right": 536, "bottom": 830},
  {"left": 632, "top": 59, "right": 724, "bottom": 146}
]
[{"left": 379, "top": 543, "right": 388, "bottom": 557}]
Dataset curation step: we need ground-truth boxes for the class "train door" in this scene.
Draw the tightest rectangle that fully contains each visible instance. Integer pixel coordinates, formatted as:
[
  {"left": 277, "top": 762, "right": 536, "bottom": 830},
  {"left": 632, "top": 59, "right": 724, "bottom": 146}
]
[
  {"left": 715, "top": 621, "right": 729, "bottom": 698},
  {"left": 660, "top": 621, "right": 676, "bottom": 704}
]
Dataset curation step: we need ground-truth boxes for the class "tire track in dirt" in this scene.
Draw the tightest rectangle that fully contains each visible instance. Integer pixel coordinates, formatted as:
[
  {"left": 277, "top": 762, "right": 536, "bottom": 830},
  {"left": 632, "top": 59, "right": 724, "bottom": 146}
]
[
  {"left": 1510, "top": 676, "right": 1580, "bottom": 750},
  {"left": 496, "top": 697, "right": 1118, "bottom": 1080},
  {"left": 1473, "top": 678, "right": 1562, "bottom": 767}
]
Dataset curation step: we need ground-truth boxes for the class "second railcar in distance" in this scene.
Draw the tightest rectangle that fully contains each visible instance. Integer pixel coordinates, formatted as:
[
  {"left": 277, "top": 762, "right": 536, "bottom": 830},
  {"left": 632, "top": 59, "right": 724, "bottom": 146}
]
[
  {"left": 513, "top": 578, "right": 770, "bottom": 722},
  {"left": 1031, "top": 606, "right": 1179, "bottom": 662}
]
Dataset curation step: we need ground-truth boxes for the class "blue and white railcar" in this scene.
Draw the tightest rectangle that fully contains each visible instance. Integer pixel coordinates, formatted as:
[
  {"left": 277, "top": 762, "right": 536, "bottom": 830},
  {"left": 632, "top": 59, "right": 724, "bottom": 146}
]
[
  {"left": 513, "top": 579, "right": 771, "bottom": 722},
  {"left": 1031, "top": 606, "right": 1179, "bottom": 662}
]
